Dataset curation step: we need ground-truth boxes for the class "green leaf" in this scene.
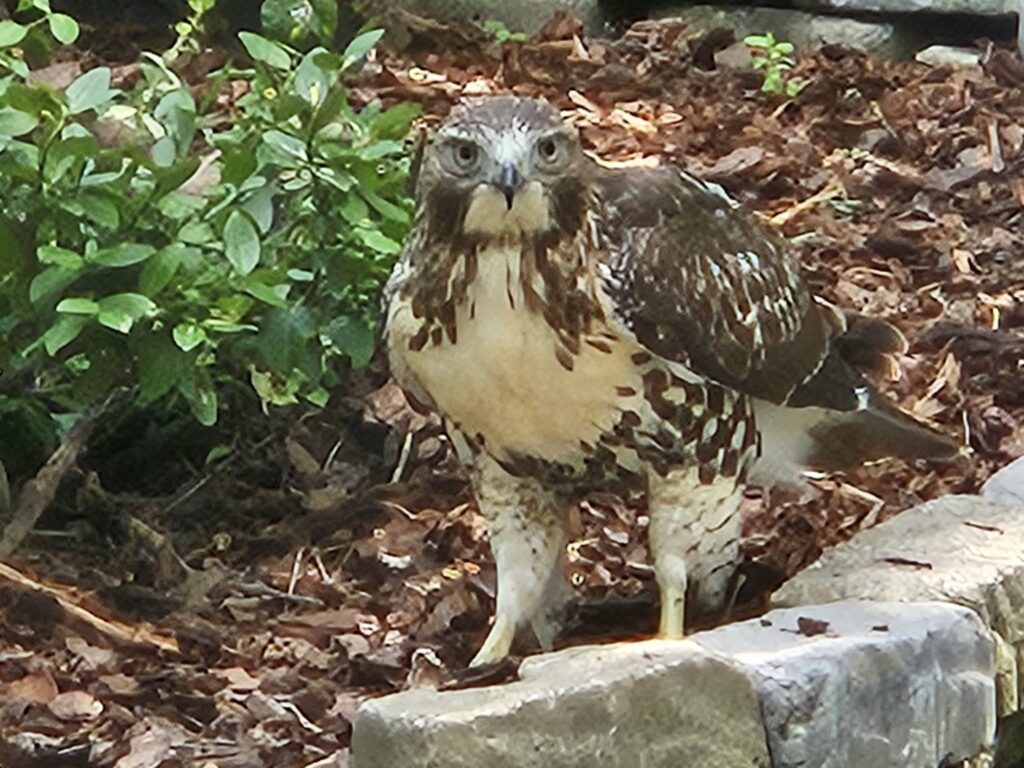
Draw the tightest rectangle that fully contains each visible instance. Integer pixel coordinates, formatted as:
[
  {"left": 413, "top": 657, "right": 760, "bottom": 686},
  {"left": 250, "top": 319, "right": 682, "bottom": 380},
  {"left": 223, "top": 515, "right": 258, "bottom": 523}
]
[
  {"left": 56, "top": 297, "right": 99, "bottom": 315},
  {"left": 205, "top": 444, "right": 232, "bottom": 464},
  {"left": 0, "top": 107, "right": 38, "bottom": 138},
  {"left": 18, "top": 0, "right": 52, "bottom": 12},
  {"left": 93, "top": 243, "right": 156, "bottom": 268},
  {"left": 151, "top": 136, "right": 176, "bottom": 167},
  {"left": 327, "top": 314, "right": 374, "bottom": 367},
  {"left": 342, "top": 29, "right": 383, "bottom": 69},
  {"left": 238, "top": 31, "right": 292, "bottom": 70},
  {"left": 294, "top": 47, "right": 332, "bottom": 107},
  {"left": 358, "top": 229, "right": 401, "bottom": 255},
  {"left": 37, "top": 245, "right": 82, "bottom": 269},
  {"left": 65, "top": 67, "right": 115, "bottom": 115},
  {"left": 29, "top": 266, "right": 78, "bottom": 306},
  {"left": 137, "top": 331, "right": 187, "bottom": 403},
  {"left": 223, "top": 209, "right": 260, "bottom": 275},
  {"left": 241, "top": 278, "right": 289, "bottom": 307},
  {"left": 79, "top": 189, "right": 121, "bottom": 229},
  {"left": 139, "top": 244, "right": 188, "bottom": 295},
  {"left": 0, "top": 20, "right": 29, "bottom": 47},
  {"left": 96, "top": 293, "right": 156, "bottom": 334},
  {"left": 43, "top": 315, "right": 86, "bottom": 356},
  {"left": 178, "top": 221, "right": 215, "bottom": 244},
  {"left": 178, "top": 371, "right": 218, "bottom": 426},
  {"left": 172, "top": 322, "right": 207, "bottom": 352},
  {"left": 250, "top": 367, "right": 298, "bottom": 410},
  {"left": 47, "top": 13, "right": 79, "bottom": 44},
  {"left": 242, "top": 184, "right": 275, "bottom": 233},
  {"left": 371, "top": 102, "right": 422, "bottom": 140},
  {"left": 361, "top": 188, "right": 409, "bottom": 225},
  {"left": 337, "top": 194, "right": 368, "bottom": 225},
  {"left": 262, "top": 0, "right": 337, "bottom": 45},
  {"left": 262, "top": 129, "right": 308, "bottom": 162}
]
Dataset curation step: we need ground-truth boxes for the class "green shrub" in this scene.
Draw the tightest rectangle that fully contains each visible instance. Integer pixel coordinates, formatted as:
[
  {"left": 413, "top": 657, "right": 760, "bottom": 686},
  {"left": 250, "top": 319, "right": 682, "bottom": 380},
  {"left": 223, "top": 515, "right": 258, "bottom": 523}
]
[{"left": 0, "top": 0, "right": 419, "bottom": 471}]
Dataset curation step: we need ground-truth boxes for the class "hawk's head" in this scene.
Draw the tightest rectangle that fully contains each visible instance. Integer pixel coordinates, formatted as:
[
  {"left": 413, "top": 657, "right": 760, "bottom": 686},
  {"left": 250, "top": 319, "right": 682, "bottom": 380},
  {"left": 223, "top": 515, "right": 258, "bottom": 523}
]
[{"left": 416, "top": 97, "right": 591, "bottom": 244}]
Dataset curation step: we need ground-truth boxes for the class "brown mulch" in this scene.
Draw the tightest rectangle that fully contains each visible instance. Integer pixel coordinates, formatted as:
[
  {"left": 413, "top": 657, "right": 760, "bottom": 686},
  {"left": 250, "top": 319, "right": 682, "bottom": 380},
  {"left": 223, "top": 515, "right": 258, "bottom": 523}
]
[{"left": 1, "top": 15, "right": 1023, "bottom": 768}]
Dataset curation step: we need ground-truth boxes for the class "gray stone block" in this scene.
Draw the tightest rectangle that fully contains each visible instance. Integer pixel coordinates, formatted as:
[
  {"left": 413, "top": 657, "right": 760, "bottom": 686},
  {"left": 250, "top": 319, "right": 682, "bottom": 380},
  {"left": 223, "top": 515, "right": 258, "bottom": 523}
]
[
  {"left": 653, "top": 5, "right": 912, "bottom": 57},
  {"left": 772, "top": 495, "right": 1024, "bottom": 646},
  {"left": 353, "top": 640, "right": 771, "bottom": 768},
  {"left": 353, "top": 599, "right": 996, "bottom": 768},
  {"left": 793, "top": 0, "right": 1014, "bottom": 14},
  {"left": 983, "top": 457, "right": 1024, "bottom": 507},
  {"left": 696, "top": 601, "right": 996, "bottom": 768}
]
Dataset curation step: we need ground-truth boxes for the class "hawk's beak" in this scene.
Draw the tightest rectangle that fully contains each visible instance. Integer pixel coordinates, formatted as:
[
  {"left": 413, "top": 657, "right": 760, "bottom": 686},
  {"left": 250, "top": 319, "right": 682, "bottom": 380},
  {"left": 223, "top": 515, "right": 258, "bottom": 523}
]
[{"left": 493, "top": 163, "right": 521, "bottom": 209}]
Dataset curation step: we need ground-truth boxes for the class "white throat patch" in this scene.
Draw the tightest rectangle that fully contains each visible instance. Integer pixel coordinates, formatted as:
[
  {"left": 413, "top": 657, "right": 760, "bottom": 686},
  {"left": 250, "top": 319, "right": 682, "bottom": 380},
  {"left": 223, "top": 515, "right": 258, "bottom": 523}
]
[{"left": 462, "top": 181, "right": 552, "bottom": 238}]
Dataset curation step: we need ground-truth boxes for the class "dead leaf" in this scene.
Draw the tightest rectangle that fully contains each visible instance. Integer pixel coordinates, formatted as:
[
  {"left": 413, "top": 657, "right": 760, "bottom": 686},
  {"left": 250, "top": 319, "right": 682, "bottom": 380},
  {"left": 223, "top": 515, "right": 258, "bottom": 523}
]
[{"left": 48, "top": 690, "right": 103, "bottom": 721}]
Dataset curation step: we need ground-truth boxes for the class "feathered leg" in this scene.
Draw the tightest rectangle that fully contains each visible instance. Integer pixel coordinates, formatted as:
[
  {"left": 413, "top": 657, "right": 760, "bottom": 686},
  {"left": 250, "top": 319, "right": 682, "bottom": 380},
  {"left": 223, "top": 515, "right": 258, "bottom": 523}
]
[
  {"left": 647, "top": 467, "right": 743, "bottom": 638},
  {"left": 470, "top": 454, "right": 568, "bottom": 666}
]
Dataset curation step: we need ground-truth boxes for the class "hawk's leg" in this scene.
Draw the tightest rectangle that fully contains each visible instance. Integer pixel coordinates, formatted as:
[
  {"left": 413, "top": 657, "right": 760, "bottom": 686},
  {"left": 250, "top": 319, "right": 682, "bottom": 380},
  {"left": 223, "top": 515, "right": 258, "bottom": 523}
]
[
  {"left": 470, "top": 455, "right": 568, "bottom": 667},
  {"left": 647, "top": 467, "right": 743, "bottom": 638}
]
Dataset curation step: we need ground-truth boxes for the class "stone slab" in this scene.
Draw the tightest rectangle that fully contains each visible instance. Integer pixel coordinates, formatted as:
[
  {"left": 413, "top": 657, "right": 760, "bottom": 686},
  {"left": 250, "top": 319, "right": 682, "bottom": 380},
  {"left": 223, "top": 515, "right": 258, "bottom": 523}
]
[
  {"left": 695, "top": 601, "right": 996, "bottom": 768},
  {"left": 983, "top": 457, "right": 1024, "bottom": 506},
  {"left": 352, "top": 640, "right": 771, "bottom": 768},
  {"left": 772, "top": 496, "right": 1024, "bottom": 647},
  {"left": 794, "top": 0, "right": 1014, "bottom": 14},
  {"left": 653, "top": 4, "right": 912, "bottom": 57}
]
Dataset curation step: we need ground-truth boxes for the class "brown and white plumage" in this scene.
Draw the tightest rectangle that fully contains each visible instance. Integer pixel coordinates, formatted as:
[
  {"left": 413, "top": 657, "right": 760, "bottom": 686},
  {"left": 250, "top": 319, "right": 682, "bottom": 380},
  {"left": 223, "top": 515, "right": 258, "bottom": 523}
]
[{"left": 384, "top": 96, "right": 956, "bottom": 665}]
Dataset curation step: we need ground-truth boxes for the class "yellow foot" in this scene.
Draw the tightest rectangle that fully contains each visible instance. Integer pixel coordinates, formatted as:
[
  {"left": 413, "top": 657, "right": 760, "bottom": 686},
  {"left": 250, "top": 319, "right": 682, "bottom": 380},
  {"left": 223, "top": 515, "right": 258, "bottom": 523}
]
[
  {"left": 470, "top": 616, "right": 516, "bottom": 667},
  {"left": 658, "top": 587, "right": 686, "bottom": 639}
]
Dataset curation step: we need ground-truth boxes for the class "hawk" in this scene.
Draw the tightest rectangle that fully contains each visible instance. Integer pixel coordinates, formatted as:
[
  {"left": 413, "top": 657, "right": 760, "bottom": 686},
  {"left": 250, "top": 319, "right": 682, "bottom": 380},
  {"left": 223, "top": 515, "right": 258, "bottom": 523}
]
[{"left": 384, "top": 96, "right": 956, "bottom": 666}]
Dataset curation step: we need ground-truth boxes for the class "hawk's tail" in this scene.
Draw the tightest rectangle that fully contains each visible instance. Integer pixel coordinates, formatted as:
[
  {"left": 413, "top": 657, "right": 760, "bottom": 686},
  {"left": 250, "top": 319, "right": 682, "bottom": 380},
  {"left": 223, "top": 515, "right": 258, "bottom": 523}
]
[
  {"left": 804, "top": 393, "right": 960, "bottom": 471},
  {"left": 750, "top": 311, "right": 960, "bottom": 484}
]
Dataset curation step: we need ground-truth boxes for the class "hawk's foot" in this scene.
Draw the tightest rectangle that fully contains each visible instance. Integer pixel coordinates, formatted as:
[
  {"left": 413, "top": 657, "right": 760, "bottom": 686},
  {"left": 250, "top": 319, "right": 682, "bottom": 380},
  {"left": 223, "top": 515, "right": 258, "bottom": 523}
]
[
  {"left": 658, "top": 586, "right": 686, "bottom": 639},
  {"left": 470, "top": 615, "right": 516, "bottom": 667}
]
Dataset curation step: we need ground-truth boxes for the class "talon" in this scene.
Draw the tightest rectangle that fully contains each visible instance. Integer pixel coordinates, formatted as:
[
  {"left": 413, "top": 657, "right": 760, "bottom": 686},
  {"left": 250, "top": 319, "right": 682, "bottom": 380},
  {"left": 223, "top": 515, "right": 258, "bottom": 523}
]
[{"left": 470, "top": 616, "right": 516, "bottom": 667}]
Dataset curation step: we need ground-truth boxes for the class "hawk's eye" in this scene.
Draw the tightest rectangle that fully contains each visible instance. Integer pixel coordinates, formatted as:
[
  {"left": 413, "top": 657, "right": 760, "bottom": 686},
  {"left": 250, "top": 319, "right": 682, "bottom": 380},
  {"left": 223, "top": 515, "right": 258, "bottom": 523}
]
[
  {"left": 450, "top": 141, "right": 481, "bottom": 172},
  {"left": 534, "top": 135, "right": 567, "bottom": 170}
]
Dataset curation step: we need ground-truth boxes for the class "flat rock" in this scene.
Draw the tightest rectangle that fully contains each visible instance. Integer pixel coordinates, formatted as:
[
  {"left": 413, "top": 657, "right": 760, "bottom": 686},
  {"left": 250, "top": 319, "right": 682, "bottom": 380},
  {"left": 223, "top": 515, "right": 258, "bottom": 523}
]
[
  {"left": 654, "top": 4, "right": 912, "bottom": 57},
  {"left": 696, "top": 601, "right": 996, "bottom": 768},
  {"left": 983, "top": 456, "right": 1024, "bottom": 506},
  {"left": 352, "top": 640, "right": 771, "bottom": 768},
  {"left": 772, "top": 495, "right": 1024, "bottom": 647},
  {"left": 915, "top": 44, "right": 984, "bottom": 67},
  {"left": 793, "top": 0, "right": 1015, "bottom": 15}
]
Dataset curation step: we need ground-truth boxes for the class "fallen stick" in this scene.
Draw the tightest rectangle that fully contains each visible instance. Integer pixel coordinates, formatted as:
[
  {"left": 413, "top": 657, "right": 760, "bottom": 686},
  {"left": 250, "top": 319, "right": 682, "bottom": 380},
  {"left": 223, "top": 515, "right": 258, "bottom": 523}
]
[
  {"left": 0, "top": 560, "right": 180, "bottom": 652},
  {"left": 0, "top": 412, "right": 98, "bottom": 558}
]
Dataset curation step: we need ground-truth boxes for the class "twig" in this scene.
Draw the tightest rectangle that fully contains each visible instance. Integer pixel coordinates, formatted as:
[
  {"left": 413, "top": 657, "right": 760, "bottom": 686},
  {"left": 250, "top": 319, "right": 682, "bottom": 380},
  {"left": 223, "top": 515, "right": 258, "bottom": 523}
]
[
  {"left": 390, "top": 430, "right": 414, "bottom": 483},
  {"left": 0, "top": 560, "right": 179, "bottom": 652},
  {"left": 769, "top": 176, "right": 846, "bottom": 228},
  {"left": 0, "top": 460, "right": 9, "bottom": 523},
  {"left": 0, "top": 410, "right": 101, "bottom": 558}
]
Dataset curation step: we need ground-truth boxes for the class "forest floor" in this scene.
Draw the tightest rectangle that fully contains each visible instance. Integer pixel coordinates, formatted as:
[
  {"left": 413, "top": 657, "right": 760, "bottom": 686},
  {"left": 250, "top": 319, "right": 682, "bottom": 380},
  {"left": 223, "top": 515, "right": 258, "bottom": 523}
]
[{"left": 1, "top": 12, "right": 1024, "bottom": 768}]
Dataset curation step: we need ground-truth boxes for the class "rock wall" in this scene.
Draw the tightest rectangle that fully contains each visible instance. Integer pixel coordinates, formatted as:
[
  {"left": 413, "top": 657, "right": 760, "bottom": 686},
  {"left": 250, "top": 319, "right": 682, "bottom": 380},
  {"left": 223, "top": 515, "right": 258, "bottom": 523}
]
[{"left": 353, "top": 462, "right": 1024, "bottom": 767}]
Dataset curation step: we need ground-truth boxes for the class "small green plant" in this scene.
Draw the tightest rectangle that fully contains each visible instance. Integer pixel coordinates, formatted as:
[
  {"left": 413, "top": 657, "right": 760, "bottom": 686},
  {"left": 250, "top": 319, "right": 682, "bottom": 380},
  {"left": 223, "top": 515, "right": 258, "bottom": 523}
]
[
  {"left": 478, "top": 19, "right": 528, "bottom": 44},
  {"left": 0, "top": 2, "right": 419, "bottom": 473},
  {"left": 744, "top": 32, "right": 808, "bottom": 98},
  {"left": 0, "top": 0, "right": 79, "bottom": 77}
]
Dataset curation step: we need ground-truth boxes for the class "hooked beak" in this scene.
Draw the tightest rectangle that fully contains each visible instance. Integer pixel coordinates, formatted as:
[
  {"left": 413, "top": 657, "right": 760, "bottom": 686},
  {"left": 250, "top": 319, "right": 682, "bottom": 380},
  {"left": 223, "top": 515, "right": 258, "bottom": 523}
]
[{"left": 493, "top": 162, "right": 521, "bottom": 209}]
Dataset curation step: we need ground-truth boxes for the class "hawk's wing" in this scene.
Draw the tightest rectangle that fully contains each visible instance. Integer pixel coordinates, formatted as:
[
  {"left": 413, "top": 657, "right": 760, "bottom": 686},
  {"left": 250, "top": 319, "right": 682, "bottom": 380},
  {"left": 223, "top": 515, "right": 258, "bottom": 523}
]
[
  {"left": 596, "top": 165, "right": 957, "bottom": 469},
  {"left": 597, "top": 165, "right": 865, "bottom": 411}
]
